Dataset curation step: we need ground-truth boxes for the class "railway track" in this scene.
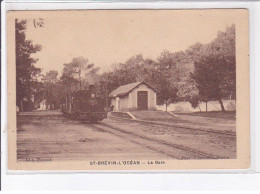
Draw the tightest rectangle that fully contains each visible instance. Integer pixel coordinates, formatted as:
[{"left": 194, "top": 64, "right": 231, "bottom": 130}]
[
  {"left": 108, "top": 115, "right": 236, "bottom": 137},
  {"left": 90, "top": 122, "right": 221, "bottom": 160}
]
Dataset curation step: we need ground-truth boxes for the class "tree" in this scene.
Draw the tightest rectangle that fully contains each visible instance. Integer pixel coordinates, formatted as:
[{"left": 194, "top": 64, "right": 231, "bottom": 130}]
[
  {"left": 185, "top": 42, "right": 204, "bottom": 63},
  {"left": 102, "top": 53, "right": 181, "bottom": 111},
  {"left": 16, "top": 19, "right": 43, "bottom": 111},
  {"left": 62, "top": 57, "right": 88, "bottom": 90},
  {"left": 177, "top": 74, "right": 199, "bottom": 106},
  {"left": 191, "top": 55, "right": 230, "bottom": 112},
  {"left": 155, "top": 51, "right": 182, "bottom": 111},
  {"left": 210, "top": 24, "right": 236, "bottom": 100},
  {"left": 190, "top": 25, "right": 236, "bottom": 112},
  {"left": 96, "top": 25, "right": 235, "bottom": 113},
  {"left": 98, "top": 55, "right": 146, "bottom": 95},
  {"left": 157, "top": 50, "right": 188, "bottom": 69},
  {"left": 42, "top": 70, "right": 59, "bottom": 109},
  {"left": 43, "top": 70, "right": 58, "bottom": 83},
  {"left": 61, "top": 57, "right": 100, "bottom": 93},
  {"left": 156, "top": 77, "right": 178, "bottom": 111}
]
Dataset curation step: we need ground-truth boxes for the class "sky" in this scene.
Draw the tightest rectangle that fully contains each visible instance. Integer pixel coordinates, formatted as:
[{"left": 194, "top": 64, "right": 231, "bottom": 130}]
[{"left": 21, "top": 10, "right": 239, "bottom": 75}]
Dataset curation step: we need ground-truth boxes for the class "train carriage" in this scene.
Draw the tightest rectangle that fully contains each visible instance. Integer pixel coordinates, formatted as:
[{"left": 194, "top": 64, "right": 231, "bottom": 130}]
[{"left": 62, "top": 85, "right": 107, "bottom": 123}]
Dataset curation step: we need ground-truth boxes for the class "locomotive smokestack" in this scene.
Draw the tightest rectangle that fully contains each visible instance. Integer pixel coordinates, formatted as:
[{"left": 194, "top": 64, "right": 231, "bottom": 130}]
[
  {"left": 89, "top": 84, "right": 94, "bottom": 92},
  {"left": 88, "top": 75, "right": 95, "bottom": 92}
]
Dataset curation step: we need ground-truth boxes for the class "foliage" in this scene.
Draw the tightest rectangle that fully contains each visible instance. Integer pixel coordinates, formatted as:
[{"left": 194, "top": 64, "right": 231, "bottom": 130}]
[
  {"left": 190, "top": 25, "right": 236, "bottom": 111},
  {"left": 41, "top": 70, "right": 59, "bottom": 107},
  {"left": 43, "top": 70, "right": 58, "bottom": 83},
  {"left": 60, "top": 57, "right": 100, "bottom": 92},
  {"left": 96, "top": 24, "right": 236, "bottom": 112},
  {"left": 94, "top": 53, "right": 180, "bottom": 111},
  {"left": 19, "top": 23, "right": 236, "bottom": 112},
  {"left": 16, "top": 19, "right": 43, "bottom": 111}
]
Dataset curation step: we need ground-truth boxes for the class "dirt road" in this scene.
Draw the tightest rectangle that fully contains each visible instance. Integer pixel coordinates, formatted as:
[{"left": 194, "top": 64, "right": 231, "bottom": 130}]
[{"left": 17, "top": 110, "right": 236, "bottom": 161}]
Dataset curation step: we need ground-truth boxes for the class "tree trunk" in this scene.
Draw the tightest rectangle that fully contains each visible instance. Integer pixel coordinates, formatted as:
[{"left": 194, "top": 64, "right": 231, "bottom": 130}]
[
  {"left": 206, "top": 101, "right": 208, "bottom": 112},
  {"left": 20, "top": 100, "right": 23, "bottom": 112},
  {"left": 219, "top": 98, "right": 225, "bottom": 112},
  {"left": 165, "top": 100, "right": 168, "bottom": 112},
  {"left": 79, "top": 74, "right": 82, "bottom": 90}
]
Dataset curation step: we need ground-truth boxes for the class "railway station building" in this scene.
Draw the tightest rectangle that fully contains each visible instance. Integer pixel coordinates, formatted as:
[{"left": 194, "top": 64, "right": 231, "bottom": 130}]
[{"left": 109, "top": 81, "right": 158, "bottom": 111}]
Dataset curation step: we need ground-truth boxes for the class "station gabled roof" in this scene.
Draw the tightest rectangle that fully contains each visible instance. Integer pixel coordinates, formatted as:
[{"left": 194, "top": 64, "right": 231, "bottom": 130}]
[{"left": 109, "top": 81, "right": 158, "bottom": 97}]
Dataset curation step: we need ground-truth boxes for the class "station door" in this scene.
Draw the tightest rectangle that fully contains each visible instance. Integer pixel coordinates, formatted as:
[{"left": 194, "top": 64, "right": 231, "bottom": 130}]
[{"left": 137, "top": 91, "right": 148, "bottom": 110}]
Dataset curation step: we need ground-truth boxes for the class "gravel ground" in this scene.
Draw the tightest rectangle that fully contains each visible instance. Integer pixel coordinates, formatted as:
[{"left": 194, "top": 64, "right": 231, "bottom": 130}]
[
  {"left": 104, "top": 117, "right": 236, "bottom": 159},
  {"left": 17, "top": 112, "right": 171, "bottom": 161},
  {"left": 130, "top": 110, "right": 236, "bottom": 133},
  {"left": 16, "top": 110, "right": 236, "bottom": 161}
]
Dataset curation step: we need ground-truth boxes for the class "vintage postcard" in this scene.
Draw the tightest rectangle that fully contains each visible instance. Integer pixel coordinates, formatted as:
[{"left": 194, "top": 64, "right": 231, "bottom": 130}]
[{"left": 7, "top": 9, "right": 250, "bottom": 170}]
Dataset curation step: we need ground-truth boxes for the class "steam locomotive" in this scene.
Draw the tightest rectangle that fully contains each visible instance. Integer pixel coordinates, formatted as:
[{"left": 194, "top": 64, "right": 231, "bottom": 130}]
[{"left": 61, "top": 85, "right": 107, "bottom": 123}]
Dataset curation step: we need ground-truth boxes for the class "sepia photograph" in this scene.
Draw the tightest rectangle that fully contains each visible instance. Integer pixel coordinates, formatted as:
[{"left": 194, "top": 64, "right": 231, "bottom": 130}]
[{"left": 6, "top": 9, "right": 250, "bottom": 170}]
